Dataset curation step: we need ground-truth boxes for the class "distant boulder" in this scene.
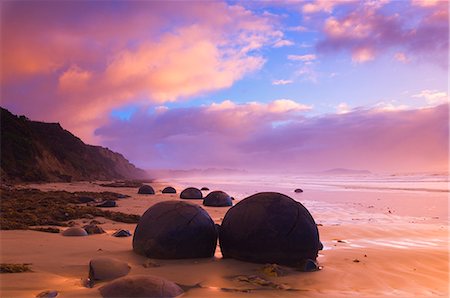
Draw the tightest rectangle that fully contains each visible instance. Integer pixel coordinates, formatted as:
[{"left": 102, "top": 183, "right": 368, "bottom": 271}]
[
  {"left": 203, "top": 191, "right": 233, "bottom": 207},
  {"left": 133, "top": 201, "right": 217, "bottom": 259},
  {"left": 62, "top": 227, "right": 88, "bottom": 237},
  {"left": 200, "top": 187, "right": 209, "bottom": 191},
  {"left": 99, "top": 275, "right": 183, "bottom": 298},
  {"left": 138, "top": 185, "right": 155, "bottom": 195},
  {"left": 219, "top": 192, "right": 321, "bottom": 267},
  {"left": 162, "top": 186, "right": 176, "bottom": 194},
  {"left": 89, "top": 257, "right": 130, "bottom": 282},
  {"left": 112, "top": 229, "right": 132, "bottom": 237},
  {"left": 83, "top": 224, "right": 105, "bottom": 235},
  {"left": 96, "top": 200, "right": 117, "bottom": 208},
  {"left": 180, "top": 187, "right": 202, "bottom": 199},
  {"left": 294, "top": 189, "right": 303, "bottom": 193}
]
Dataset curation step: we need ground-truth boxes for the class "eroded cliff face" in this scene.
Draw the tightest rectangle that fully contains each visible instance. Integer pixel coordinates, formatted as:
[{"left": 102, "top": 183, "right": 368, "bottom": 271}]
[{"left": 1, "top": 107, "right": 146, "bottom": 182}]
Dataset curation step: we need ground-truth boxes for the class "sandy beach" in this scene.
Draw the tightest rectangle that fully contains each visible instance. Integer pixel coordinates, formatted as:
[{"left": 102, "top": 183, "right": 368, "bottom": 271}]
[{"left": 1, "top": 178, "right": 448, "bottom": 297}]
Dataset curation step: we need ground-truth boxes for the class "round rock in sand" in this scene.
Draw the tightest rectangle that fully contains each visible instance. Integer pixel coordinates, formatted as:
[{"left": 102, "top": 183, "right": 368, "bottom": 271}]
[
  {"left": 99, "top": 275, "right": 183, "bottom": 298},
  {"left": 138, "top": 185, "right": 155, "bottom": 195},
  {"left": 62, "top": 227, "right": 88, "bottom": 237},
  {"left": 162, "top": 186, "right": 176, "bottom": 194},
  {"left": 294, "top": 188, "right": 303, "bottom": 193},
  {"left": 133, "top": 201, "right": 217, "bottom": 259},
  {"left": 180, "top": 187, "right": 202, "bottom": 199},
  {"left": 89, "top": 257, "right": 130, "bottom": 281},
  {"left": 203, "top": 191, "right": 233, "bottom": 207},
  {"left": 219, "top": 192, "right": 321, "bottom": 267},
  {"left": 83, "top": 224, "right": 105, "bottom": 235}
]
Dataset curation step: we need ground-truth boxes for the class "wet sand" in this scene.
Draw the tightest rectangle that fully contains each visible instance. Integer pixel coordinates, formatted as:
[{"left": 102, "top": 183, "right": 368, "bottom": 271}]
[{"left": 1, "top": 181, "right": 448, "bottom": 297}]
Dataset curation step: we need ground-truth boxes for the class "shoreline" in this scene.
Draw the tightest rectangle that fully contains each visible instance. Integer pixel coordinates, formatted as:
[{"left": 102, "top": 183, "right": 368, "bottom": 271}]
[{"left": 1, "top": 180, "right": 448, "bottom": 297}]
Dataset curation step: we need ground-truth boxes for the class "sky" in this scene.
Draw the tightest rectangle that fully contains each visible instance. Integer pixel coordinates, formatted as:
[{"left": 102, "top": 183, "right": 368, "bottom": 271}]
[{"left": 1, "top": 0, "right": 448, "bottom": 174}]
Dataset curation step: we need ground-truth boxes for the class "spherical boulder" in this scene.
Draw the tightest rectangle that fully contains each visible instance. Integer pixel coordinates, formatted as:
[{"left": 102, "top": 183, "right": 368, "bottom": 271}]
[
  {"left": 99, "top": 275, "right": 183, "bottom": 298},
  {"left": 138, "top": 185, "right": 155, "bottom": 195},
  {"left": 294, "top": 188, "right": 303, "bottom": 193},
  {"left": 219, "top": 192, "right": 321, "bottom": 267},
  {"left": 203, "top": 191, "right": 233, "bottom": 207},
  {"left": 89, "top": 257, "right": 130, "bottom": 282},
  {"left": 162, "top": 186, "right": 176, "bottom": 194},
  {"left": 179, "top": 187, "right": 202, "bottom": 199},
  {"left": 133, "top": 201, "right": 217, "bottom": 259},
  {"left": 62, "top": 227, "right": 88, "bottom": 237},
  {"left": 200, "top": 187, "right": 209, "bottom": 191}
]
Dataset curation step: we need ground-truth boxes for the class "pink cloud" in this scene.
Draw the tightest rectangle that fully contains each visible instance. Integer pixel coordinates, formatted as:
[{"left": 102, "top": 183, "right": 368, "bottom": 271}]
[
  {"left": 95, "top": 103, "right": 448, "bottom": 173},
  {"left": 1, "top": 1, "right": 279, "bottom": 143},
  {"left": 316, "top": 1, "right": 448, "bottom": 66}
]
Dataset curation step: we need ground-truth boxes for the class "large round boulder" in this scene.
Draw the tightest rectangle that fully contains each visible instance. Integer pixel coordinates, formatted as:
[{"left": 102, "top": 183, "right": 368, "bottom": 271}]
[
  {"left": 162, "top": 186, "right": 176, "bottom": 194},
  {"left": 138, "top": 185, "right": 155, "bottom": 195},
  {"left": 62, "top": 227, "right": 88, "bottom": 237},
  {"left": 219, "top": 192, "right": 321, "bottom": 267},
  {"left": 99, "top": 275, "right": 183, "bottom": 298},
  {"left": 203, "top": 191, "right": 233, "bottom": 207},
  {"left": 133, "top": 201, "right": 217, "bottom": 259},
  {"left": 180, "top": 187, "right": 202, "bottom": 199}
]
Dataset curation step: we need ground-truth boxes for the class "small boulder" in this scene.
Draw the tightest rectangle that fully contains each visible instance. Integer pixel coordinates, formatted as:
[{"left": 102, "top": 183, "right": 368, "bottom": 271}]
[
  {"left": 294, "top": 189, "right": 303, "bottom": 193},
  {"left": 203, "top": 191, "right": 233, "bottom": 207},
  {"left": 138, "top": 185, "right": 155, "bottom": 195},
  {"left": 99, "top": 275, "right": 183, "bottom": 298},
  {"left": 112, "top": 229, "right": 132, "bottom": 237},
  {"left": 96, "top": 200, "right": 117, "bottom": 208},
  {"left": 162, "top": 186, "right": 176, "bottom": 194},
  {"left": 62, "top": 227, "right": 88, "bottom": 237},
  {"left": 89, "top": 257, "right": 131, "bottom": 282},
  {"left": 180, "top": 187, "right": 203, "bottom": 199},
  {"left": 200, "top": 187, "right": 209, "bottom": 191},
  {"left": 133, "top": 201, "right": 217, "bottom": 259},
  {"left": 83, "top": 224, "right": 105, "bottom": 235}
]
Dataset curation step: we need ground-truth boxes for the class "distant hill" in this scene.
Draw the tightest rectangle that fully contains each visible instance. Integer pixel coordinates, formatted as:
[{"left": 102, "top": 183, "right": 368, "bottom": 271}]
[
  {"left": 1, "top": 107, "right": 146, "bottom": 182},
  {"left": 322, "top": 168, "right": 372, "bottom": 175}
]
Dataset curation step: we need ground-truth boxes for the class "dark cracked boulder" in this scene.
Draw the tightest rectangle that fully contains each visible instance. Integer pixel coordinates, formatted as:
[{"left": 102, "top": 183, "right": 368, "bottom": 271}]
[
  {"left": 133, "top": 201, "right": 217, "bottom": 259},
  {"left": 99, "top": 275, "right": 183, "bottom": 298},
  {"left": 180, "top": 187, "right": 203, "bottom": 199},
  {"left": 219, "top": 192, "right": 321, "bottom": 267},
  {"left": 138, "top": 185, "right": 155, "bottom": 195},
  {"left": 203, "top": 191, "right": 233, "bottom": 207},
  {"left": 162, "top": 186, "right": 176, "bottom": 194},
  {"left": 83, "top": 224, "right": 106, "bottom": 235}
]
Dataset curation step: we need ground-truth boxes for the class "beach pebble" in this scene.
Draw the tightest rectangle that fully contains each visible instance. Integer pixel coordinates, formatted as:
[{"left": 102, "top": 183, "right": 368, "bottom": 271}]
[
  {"left": 294, "top": 188, "right": 303, "bottom": 193},
  {"left": 180, "top": 187, "right": 203, "bottom": 199},
  {"left": 112, "top": 229, "right": 132, "bottom": 237},
  {"left": 219, "top": 192, "right": 321, "bottom": 267},
  {"left": 99, "top": 275, "right": 183, "bottom": 298},
  {"left": 62, "top": 227, "right": 88, "bottom": 236},
  {"left": 138, "top": 185, "right": 155, "bottom": 195},
  {"left": 89, "top": 257, "right": 131, "bottom": 281},
  {"left": 162, "top": 186, "right": 176, "bottom": 194},
  {"left": 36, "top": 290, "right": 58, "bottom": 298},
  {"left": 133, "top": 201, "right": 217, "bottom": 259},
  {"left": 203, "top": 191, "right": 233, "bottom": 207},
  {"left": 96, "top": 200, "right": 117, "bottom": 208},
  {"left": 83, "top": 224, "right": 105, "bottom": 235}
]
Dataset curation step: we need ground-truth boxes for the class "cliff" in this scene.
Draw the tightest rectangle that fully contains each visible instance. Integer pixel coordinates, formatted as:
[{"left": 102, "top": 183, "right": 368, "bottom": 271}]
[{"left": 0, "top": 107, "right": 146, "bottom": 182}]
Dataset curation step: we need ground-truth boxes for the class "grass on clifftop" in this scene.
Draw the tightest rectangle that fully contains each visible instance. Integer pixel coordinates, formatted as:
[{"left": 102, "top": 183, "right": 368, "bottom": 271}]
[{"left": 0, "top": 188, "right": 140, "bottom": 230}]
